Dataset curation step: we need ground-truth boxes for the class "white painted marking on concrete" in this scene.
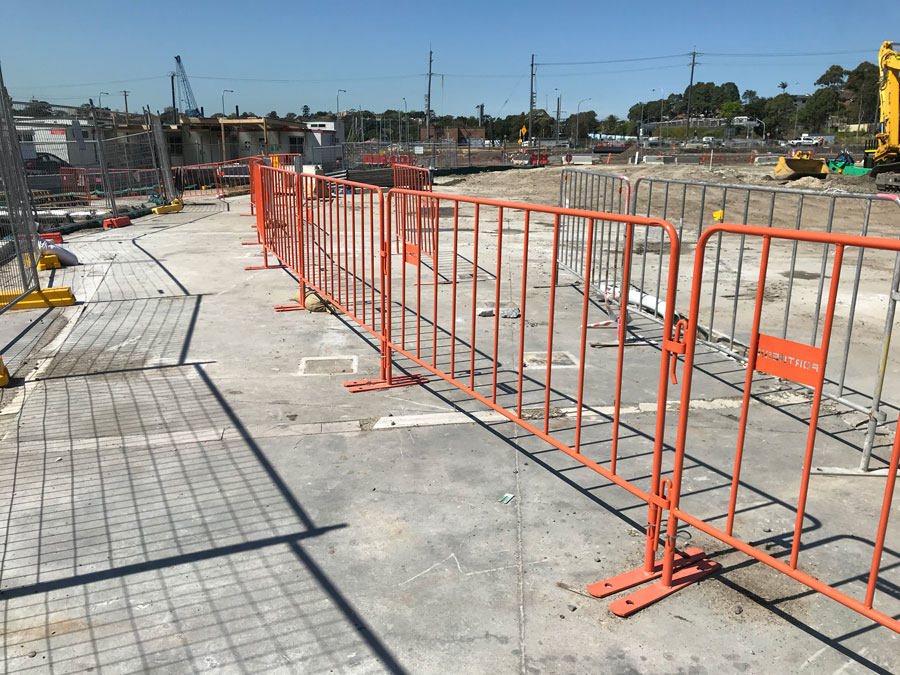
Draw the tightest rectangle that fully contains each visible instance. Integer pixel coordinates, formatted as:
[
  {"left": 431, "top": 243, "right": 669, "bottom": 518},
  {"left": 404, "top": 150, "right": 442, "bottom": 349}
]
[
  {"left": 371, "top": 391, "right": 811, "bottom": 431},
  {"left": 297, "top": 355, "right": 358, "bottom": 376}
]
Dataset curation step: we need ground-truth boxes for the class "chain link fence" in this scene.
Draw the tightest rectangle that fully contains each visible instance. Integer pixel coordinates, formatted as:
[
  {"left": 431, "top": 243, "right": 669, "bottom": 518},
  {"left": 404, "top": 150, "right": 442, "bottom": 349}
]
[
  {"left": 0, "top": 69, "right": 42, "bottom": 313},
  {"left": 11, "top": 99, "right": 171, "bottom": 231}
]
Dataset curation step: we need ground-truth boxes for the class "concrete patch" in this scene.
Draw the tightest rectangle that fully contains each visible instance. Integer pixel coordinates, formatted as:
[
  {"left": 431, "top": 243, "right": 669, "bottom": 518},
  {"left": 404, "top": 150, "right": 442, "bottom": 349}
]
[{"left": 522, "top": 351, "right": 578, "bottom": 368}]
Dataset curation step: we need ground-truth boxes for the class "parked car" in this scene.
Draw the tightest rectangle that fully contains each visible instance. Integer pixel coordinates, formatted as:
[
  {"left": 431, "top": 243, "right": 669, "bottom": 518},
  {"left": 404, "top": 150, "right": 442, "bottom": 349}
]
[
  {"left": 24, "top": 152, "right": 71, "bottom": 175},
  {"left": 788, "top": 135, "right": 822, "bottom": 147}
]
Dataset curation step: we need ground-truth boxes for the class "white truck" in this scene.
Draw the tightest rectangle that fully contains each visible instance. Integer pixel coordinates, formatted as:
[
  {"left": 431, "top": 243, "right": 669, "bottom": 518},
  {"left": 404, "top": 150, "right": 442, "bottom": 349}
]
[{"left": 788, "top": 134, "right": 822, "bottom": 147}]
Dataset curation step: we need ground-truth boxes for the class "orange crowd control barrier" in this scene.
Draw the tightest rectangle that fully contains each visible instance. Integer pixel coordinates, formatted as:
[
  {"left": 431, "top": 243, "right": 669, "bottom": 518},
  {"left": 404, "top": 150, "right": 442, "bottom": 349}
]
[
  {"left": 391, "top": 164, "right": 435, "bottom": 262},
  {"left": 591, "top": 223, "right": 900, "bottom": 634},
  {"left": 249, "top": 167, "right": 900, "bottom": 637}
]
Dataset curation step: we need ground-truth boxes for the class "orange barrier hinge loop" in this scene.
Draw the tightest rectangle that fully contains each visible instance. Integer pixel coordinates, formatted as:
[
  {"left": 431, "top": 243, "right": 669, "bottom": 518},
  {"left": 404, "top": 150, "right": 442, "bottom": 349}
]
[{"left": 664, "top": 319, "right": 689, "bottom": 384}]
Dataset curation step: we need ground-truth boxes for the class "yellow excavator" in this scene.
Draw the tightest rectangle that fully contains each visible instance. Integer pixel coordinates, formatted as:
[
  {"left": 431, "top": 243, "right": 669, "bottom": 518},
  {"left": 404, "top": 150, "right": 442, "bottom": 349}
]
[{"left": 870, "top": 41, "right": 900, "bottom": 190}]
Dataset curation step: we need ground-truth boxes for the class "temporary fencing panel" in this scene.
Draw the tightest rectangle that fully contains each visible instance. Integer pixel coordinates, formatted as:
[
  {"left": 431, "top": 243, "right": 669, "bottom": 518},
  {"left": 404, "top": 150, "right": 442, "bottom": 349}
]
[
  {"left": 374, "top": 189, "right": 696, "bottom": 562},
  {"left": 0, "top": 70, "right": 42, "bottom": 312},
  {"left": 557, "top": 169, "right": 634, "bottom": 315},
  {"left": 598, "top": 223, "right": 900, "bottom": 634},
  {"left": 252, "top": 165, "right": 420, "bottom": 388}
]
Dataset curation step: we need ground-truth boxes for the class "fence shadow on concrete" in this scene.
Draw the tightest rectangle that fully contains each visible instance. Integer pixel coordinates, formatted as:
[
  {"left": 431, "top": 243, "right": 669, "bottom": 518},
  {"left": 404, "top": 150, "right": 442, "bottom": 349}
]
[{"left": 0, "top": 227, "right": 407, "bottom": 673}]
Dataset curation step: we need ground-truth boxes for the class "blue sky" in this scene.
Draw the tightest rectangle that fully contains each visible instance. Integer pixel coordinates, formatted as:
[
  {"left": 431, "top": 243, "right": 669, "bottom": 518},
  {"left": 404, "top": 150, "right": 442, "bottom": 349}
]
[{"left": 1, "top": 0, "right": 893, "bottom": 119}]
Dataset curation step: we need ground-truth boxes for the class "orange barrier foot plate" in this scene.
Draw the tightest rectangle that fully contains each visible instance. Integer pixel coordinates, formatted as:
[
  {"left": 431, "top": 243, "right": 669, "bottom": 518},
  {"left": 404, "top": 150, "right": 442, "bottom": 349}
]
[
  {"left": 609, "top": 556, "right": 721, "bottom": 617},
  {"left": 343, "top": 374, "right": 428, "bottom": 393},
  {"left": 588, "top": 546, "right": 706, "bottom": 598}
]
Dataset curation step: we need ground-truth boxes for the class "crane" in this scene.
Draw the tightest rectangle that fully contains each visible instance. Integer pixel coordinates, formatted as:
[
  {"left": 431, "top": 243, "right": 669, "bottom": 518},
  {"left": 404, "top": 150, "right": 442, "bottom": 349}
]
[
  {"left": 870, "top": 41, "right": 900, "bottom": 190},
  {"left": 174, "top": 55, "right": 203, "bottom": 118}
]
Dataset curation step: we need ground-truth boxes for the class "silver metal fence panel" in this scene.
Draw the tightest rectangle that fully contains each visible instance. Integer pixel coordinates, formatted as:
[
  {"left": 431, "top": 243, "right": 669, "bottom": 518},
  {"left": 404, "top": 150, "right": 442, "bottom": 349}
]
[
  {"left": 629, "top": 176, "right": 900, "bottom": 471},
  {"left": 557, "top": 168, "right": 634, "bottom": 311},
  {"left": 0, "top": 67, "right": 41, "bottom": 313}
]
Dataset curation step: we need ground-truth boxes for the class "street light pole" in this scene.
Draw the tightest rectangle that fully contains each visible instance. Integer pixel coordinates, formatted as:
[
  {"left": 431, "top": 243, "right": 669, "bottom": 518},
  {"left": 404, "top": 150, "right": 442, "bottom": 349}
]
[
  {"left": 336, "top": 89, "right": 347, "bottom": 118},
  {"left": 99, "top": 92, "right": 109, "bottom": 109},
  {"left": 221, "top": 89, "right": 234, "bottom": 116},
  {"left": 576, "top": 97, "right": 591, "bottom": 149},
  {"left": 402, "top": 97, "right": 408, "bottom": 145}
]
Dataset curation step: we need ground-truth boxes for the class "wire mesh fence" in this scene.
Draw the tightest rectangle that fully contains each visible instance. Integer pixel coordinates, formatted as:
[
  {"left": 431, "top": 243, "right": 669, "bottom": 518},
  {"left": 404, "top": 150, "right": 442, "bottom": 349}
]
[
  {"left": 11, "top": 99, "right": 171, "bottom": 230},
  {"left": 342, "top": 141, "right": 458, "bottom": 170},
  {"left": 0, "top": 69, "right": 42, "bottom": 313}
]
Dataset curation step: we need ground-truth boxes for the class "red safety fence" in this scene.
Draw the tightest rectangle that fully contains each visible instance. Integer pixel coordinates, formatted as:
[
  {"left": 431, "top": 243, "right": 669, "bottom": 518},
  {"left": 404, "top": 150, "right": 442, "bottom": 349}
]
[
  {"left": 698, "top": 152, "right": 758, "bottom": 165},
  {"left": 175, "top": 157, "right": 255, "bottom": 198},
  {"left": 595, "top": 223, "right": 900, "bottom": 632},
  {"left": 58, "top": 166, "right": 162, "bottom": 200},
  {"left": 249, "top": 170, "right": 900, "bottom": 636},
  {"left": 362, "top": 153, "right": 417, "bottom": 167}
]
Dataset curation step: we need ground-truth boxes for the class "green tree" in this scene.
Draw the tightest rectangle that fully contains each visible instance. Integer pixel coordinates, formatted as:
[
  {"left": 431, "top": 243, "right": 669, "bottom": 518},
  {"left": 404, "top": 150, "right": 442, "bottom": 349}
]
[
  {"left": 600, "top": 114, "right": 619, "bottom": 134},
  {"left": 720, "top": 100, "right": 743, "bottom": 127},
  {"left": 301, "top": 105, "right": 310, "bottom": 118},
  {"left": 778, "top": 81, "right": 788, "bottom": 92},
  {"left": 816, "top": 65, "right": 847, "bottom": 88},
  {"left": 845, "top": 62, "right": 879, "bottom": 124},
  {"left": 742, "top": 89, "right": 759, "bottom": 105},
  {"left": 284, "top": 112, "right": 297, "bottom": 121},
  {"left": 797, "top": 87, "right": 841, "bottom": 132},
  {"left": 266, "top": 111, "right": 279, "bottom": 119},
  {"left": 765, "top": 93, "right": 795, "bottom": 137}
]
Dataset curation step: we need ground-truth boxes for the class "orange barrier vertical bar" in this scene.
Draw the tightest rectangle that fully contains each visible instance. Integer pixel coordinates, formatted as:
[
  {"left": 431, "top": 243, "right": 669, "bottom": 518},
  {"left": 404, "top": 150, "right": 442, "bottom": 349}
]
[
  {"left": 788, "top": 244, "right": 844, "bottom": 570},
  {"left": 724, "top": 237, "right": 771, "bottom": 536},
  {"left": 574, "top": 216, "right": 595, "bottom": 454},
  {"left": 543, "top": 214, "right": 561, "bottom": 434}
]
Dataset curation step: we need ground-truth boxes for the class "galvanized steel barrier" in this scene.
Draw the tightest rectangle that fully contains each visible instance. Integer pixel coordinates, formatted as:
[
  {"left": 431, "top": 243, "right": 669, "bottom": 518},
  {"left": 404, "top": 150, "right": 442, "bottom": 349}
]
[
  {"left": 562, "top": 171, "right": 900, "bottom": 472},
  {"left": 250, "top": 167, "right": 900, "bottom": 637},
  {"left": 0, "top": 69, "right": 41, "bottom": 313}
]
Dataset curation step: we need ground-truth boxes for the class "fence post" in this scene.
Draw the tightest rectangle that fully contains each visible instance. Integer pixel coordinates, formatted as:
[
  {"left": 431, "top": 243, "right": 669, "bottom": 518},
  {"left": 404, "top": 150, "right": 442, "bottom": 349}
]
[
  {"left": 150, "top": 114, "right": 177, "bottom": 202},
  {"left": 91, "top": 108, "right": 118, "bottom": 219}
]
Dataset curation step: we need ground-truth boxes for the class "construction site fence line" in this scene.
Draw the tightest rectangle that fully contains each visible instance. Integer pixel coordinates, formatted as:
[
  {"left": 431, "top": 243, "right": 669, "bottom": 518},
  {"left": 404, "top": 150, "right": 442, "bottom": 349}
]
[{"left": 249, "top": 163, "right": 900, "bottom": 636}]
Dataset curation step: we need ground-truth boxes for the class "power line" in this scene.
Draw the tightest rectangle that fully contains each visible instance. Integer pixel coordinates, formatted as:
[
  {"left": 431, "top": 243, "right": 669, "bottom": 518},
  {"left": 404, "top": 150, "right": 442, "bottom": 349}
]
[
  {"left": 536, "top": 54, "right": 689, "bottom": 66},
  {"left": 8, "top": 75, "right": 167, "bottom": 89},
  {"left": 191, "top": 74, "right": 424, "bottom": 83},
  {"left": 699, "top": 49, "right": 870, "bottom": 57}
]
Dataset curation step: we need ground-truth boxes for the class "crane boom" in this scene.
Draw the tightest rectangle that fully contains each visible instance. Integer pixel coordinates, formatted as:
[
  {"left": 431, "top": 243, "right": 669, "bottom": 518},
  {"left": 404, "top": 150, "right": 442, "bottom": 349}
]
[{"left": 174, "top": 55, "right": 202, "bottom": 118}]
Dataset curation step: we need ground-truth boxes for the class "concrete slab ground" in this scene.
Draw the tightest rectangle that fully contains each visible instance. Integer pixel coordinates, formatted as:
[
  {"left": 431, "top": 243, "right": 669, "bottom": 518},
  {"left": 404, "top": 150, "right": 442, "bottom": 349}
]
[{"left": 0, "top": 193, "right": 898, "bottom": 674}]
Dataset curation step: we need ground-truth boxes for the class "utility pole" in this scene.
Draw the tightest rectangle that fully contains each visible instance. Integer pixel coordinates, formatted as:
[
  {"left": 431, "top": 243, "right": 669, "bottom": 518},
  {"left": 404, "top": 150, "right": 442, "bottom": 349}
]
[
  {"left": 528, "top": 54, "right": 535, "bottom": 145},
  {"left": 685, "top": 51, "right": 696, "bottom": 142},
  {"left": 556, "top": 95, "right": 561, "bottom": 145},
  {"left": 426, "top": 49, "right": 433, "bottom": 142},
  {"left": 121, "top": 90, "right": 130, "bottom": 116}
]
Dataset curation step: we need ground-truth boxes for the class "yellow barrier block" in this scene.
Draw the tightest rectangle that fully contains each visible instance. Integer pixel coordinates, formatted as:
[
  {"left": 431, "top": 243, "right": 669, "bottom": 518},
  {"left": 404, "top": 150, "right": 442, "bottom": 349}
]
[
  {"left": 152, "top": 198, "right": 184, "bottom": 215},
  {"left": 0, "top": 356, "right": 9, "bottom": 387},
  {"left": 36, "top": 253, "right": 60, "bottom": 270},
  {"left": 0, "top": 287, "right": 76, "bottom": 310}
]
